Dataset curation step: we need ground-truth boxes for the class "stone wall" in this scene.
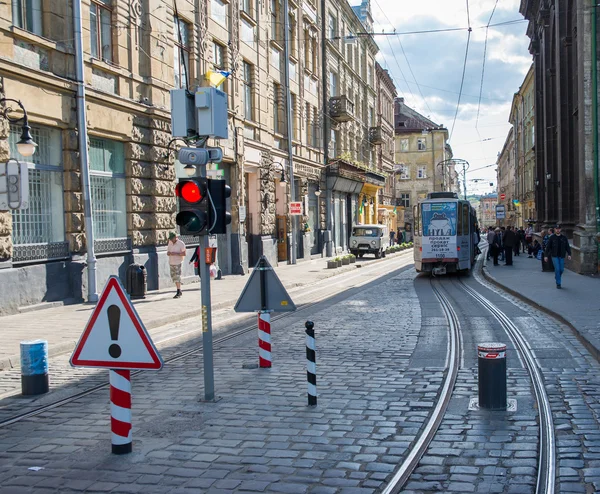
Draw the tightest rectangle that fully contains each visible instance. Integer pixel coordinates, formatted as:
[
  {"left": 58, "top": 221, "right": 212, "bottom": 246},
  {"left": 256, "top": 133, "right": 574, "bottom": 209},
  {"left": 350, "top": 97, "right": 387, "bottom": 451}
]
[
  {"left": 62, "top": 113, "right": 85, "bottom": 253},
  {"left": 260, "top": 149, "right": 275, "bottom": 236},
  {"left": 128, "top": 115, "right": 175, "bottom": 247},
  {"left": 0, "top": 79, "right": 12, "bottom": 261}
]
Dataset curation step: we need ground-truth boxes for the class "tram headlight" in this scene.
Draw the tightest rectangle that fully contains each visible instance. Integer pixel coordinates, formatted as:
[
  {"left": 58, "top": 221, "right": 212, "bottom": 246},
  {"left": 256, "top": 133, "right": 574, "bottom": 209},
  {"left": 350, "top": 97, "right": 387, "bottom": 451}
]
[{"left": 371, "top": 240, "right": 376, "bottom": 246}]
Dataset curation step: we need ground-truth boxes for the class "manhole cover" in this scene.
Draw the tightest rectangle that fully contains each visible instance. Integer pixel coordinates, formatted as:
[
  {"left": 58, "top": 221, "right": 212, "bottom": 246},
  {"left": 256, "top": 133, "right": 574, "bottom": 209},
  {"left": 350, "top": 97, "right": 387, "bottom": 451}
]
[{"left": 468, "top": 397, "right": 517, "bottom": 412}]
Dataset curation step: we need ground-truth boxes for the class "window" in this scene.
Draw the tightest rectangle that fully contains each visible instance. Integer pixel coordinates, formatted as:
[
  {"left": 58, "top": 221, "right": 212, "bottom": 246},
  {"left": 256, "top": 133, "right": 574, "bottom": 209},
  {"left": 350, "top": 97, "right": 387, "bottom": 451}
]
[
  {"left": 91, "top": 0, "right": 113, "bottom": 62},
  {"left": 273, "top": 82, "right": 282, "bottom": 134},
  {"left": 369, "top": 107, "right": 375, "bottom": 127},
  {"left": 291, "top": 93, "right": 298, "bottom": 140},
  {"left": 243, "top": 61, "right": 253, "bottom": 121},
  {"left": 330, "top": 129, "right": 338, "bottom": 157},
  {"left": 399, "top": 193, "right": 410, "bottom": 208},
  {"left": 399, "top": 139, "right": 408, "bottom": 151},
  {"left": 271, "top": 46, "right": 281, "bottom": 71},
  {"left": 212, "top": 41, "right": 226, "bottom": 92},
  {"left": 367, "top": 63, "right": 373, "bottom": 87},
  {"left": 289, "top": 14, "right": 297, "bottom": 57},
  {"left": 329, "top": 71, "right": 338, "bottom": 97},
  {"left": 417, "top": 166, "right": 427, "bottom": 179},
  {"left": 312, "top": 107, "right": 319, "bottom": 148},
  {"left": 289, "top": 61, "right": 297, "bottom": 81},
  {"left": 211, "top": 0, "right": 228, "bottom": 27},
  {"left": 241, "top": 18, "right": 255, "bottom": 48},
  {"left": 399, "top": 165, "right": 409, "bottom": 179},
  {"left": 174, "top": 17, "right": 190, "bottom": 88},
  {"left": 328, "top": 14, "right": 337, "bottom": 40},
  {"left": 271, "top": 0, "right": 282, "bottom": 40},
  {"left": 9, "top": 124, "right": 65, "bottom": 246},
  {"left": 89, "top": 138, "right": 126, "bottom": 240},
  {"left": 417, "top": 138, "right": 426, "bottom": 151},
  {"left": 12, "top": 0, "right": 42, "bottom": 36},
  {"left": 241, "top": 0, "right": 252, "bottom": 16}
]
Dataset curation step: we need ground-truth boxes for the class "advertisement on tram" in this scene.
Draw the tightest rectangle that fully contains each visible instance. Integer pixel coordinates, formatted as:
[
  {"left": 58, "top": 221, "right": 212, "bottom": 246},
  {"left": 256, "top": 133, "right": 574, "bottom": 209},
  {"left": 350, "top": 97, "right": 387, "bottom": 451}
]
[{"left": 421, "top": 202, "right": 458, "bottom": 261}]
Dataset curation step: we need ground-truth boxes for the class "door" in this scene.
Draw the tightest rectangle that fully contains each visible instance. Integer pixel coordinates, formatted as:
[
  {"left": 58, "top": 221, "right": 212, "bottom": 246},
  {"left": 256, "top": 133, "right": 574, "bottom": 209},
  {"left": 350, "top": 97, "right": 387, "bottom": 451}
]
[{"left": 277, "top": 215, "right": 288, "bottom": 262}]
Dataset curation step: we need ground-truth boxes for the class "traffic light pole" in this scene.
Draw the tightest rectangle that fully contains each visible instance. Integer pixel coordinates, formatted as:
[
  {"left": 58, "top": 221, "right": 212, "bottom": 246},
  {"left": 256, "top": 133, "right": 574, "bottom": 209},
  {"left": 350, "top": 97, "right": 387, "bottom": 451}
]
[{"left": 199, "top": 165, "right": 215, "bottom": 401}]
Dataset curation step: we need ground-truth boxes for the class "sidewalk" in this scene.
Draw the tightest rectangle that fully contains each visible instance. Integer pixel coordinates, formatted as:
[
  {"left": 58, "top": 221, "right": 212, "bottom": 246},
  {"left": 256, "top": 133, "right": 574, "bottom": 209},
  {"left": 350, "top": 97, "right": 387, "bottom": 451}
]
[
  {"left": 481, "top": 246, "right": 600, "bottom": 360},
  {"left": 0, "top": 254, "right": 403, "bottom": 370}
]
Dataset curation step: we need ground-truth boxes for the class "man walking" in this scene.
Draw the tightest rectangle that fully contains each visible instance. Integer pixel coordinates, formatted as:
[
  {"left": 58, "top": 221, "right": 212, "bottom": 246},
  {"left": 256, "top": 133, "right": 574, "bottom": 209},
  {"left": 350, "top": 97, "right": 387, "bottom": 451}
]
[
  {"left": 486, "top": 227, "right": 496, "bottom": 260},
  {"left": 502, "top": 226, "right": 517, "bottom": 266},
  {"left": 544, "top": 225, "right": 572, "bottom": 288},
  {"left": 167, "top": 232, "right": 186, "bottom": 298}
]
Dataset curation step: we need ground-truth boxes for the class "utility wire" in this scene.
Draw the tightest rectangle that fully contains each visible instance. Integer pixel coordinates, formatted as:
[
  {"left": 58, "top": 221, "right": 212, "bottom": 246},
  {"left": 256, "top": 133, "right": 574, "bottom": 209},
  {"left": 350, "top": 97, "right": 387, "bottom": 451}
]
[{"left": 476, "top": 0, "right": 500, "bottom": 129}]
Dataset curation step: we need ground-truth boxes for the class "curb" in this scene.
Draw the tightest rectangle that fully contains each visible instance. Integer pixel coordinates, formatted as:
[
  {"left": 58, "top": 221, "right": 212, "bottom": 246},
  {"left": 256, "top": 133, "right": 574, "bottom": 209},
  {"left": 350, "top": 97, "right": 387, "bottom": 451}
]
[
  {"left": 0, "top": 249, "right": 414, "bottom": 371},
  {"left": 480, "top": 259, "right": 600, "bottom": 364}
]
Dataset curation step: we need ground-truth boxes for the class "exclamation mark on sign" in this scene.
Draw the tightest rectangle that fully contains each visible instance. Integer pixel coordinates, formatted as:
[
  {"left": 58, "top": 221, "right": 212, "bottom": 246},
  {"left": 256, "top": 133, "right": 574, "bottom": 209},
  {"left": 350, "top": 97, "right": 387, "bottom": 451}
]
[{"left": 107, "top": 305, "right": 122, "bottom": 359}]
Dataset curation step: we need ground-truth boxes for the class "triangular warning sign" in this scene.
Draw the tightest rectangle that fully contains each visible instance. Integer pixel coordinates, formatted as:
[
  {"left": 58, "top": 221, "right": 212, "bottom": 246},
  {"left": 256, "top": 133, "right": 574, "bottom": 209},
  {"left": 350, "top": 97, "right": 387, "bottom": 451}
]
[
  {"left": 234, "top": 256, "right": 297, "bottom": 313},
  {"left": 70, "top": 276, "right": 163, "bottom": 370}
]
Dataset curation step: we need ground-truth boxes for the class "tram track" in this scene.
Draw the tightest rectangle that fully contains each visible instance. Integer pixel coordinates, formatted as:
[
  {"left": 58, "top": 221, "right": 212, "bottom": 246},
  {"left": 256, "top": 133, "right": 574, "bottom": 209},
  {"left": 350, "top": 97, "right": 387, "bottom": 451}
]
[
  {"left": 382, "top": 277, "right": 462, "bottom": 494},
  {"left": 0, "top": 254, "right": 414, "bottom": 429}
]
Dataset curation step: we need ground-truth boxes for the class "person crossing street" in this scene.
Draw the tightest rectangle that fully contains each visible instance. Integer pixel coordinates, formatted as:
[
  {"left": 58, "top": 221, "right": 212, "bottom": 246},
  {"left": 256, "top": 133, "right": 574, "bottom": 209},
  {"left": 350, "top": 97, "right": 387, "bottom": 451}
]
[{"left": 544, "top": 225, "right": 572, "bottom": 288}]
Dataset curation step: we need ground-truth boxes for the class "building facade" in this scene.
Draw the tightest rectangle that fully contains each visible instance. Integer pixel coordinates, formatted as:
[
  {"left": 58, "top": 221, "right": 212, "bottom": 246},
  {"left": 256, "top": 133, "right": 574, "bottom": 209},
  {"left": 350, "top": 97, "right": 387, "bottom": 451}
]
[
  {"left": 497, "top": 128, "right": 516, "bottom": 225},
  {"left": 479, "top": 194, "right": 498, "bottom": 228},
  {"left": 509, "top": 64, "right": 536, "bottom": 226},
  {"left": 0, "top": 0, "right": 396, "bottom": 314},
  {"left": 393, "top": 97, "right": 451, "bottom": 232},
  {"left": 520, "top": 0, "right": 598, "bottom": 273}
]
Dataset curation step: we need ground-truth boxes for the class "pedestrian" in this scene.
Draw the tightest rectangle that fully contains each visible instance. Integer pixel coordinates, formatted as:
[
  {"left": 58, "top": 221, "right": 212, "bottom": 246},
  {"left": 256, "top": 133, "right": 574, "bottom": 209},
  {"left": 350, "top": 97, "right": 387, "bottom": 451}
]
[
  {"left": 486, "top": 228, "right": 496, "bottom": 260},
  {"left": 490, "top": 228, "right": 501, "bottom": 265},
  {"left": 528, "top": 239, "right": 541, "bottom": 258},
  {"left": 389, "top": 229, "right": 396, "bottom": 246},
  {"left": 189, "top": 245, "right": 201, "bottom": 278},
  {"left": 167, "top": 231, "right": 186, "bottom": 298},
  {"left": 513, "top": 227, "right": 521, "bottom": 257},
  {"left": 518, "top": 227, "right": 526, "bottom": 254},
  {"left": 397, "top": 228, "right": 404, "bottom": 244},
  {"left": 525, "top": 224, "right": 534, "bottom": 251},
  {"left": 499, "top": 227, "right": 506, "bottom": 261},
  {"left": 541, "top": 228, "right": 554, "bottom": 272},
  {"left": 502, "top": 226, "right": 517, "bottom": 265},
  {"left": 544, "top": 225, "right": 572, "bottom": 288}
]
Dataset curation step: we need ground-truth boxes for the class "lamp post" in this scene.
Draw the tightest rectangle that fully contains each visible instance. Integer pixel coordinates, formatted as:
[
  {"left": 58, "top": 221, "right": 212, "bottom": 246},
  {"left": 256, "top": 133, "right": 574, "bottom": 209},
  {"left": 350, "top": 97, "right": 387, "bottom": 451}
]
[
  {"left": 273, "top": 162, "right": 287, "bottom": 188},
  {"left": 0, "top": 99, "right": 37, "bottom": 157}
]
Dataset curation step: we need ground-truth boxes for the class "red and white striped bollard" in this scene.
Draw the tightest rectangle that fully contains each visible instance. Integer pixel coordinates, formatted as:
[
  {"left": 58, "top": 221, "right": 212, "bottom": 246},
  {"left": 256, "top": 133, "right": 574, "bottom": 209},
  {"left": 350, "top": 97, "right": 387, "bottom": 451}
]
[
  {"left": 258, "top": 311, "right": 272, "bottom": 368},
  {"left": 109, "top": 369, "right": 132, "bottom": 454}
]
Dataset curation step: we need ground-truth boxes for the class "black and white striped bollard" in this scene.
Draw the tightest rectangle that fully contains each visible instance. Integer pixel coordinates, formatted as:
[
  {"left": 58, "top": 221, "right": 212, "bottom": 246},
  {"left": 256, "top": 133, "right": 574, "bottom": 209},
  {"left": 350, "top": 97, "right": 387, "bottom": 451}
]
[{"left": 305, "top": 321, "right": 317, "bottom": 406}]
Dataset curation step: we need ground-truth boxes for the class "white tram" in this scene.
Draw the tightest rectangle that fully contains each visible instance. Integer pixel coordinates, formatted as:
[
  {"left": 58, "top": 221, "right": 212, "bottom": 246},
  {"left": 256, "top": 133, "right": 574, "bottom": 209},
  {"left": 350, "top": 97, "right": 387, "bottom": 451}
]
[{"left": 413, "top": 192, "right": 478, "bottom": 275}]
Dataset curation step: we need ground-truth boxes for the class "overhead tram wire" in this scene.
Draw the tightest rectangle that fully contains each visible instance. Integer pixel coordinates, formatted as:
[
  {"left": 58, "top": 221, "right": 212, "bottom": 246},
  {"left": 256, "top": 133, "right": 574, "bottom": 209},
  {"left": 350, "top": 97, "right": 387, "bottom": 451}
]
[
  {"left": 450, "top": 0, "right": 473, "bottom": 141},
  {"left": 371, "top": 0, "right": 433, "bottom": 116},
  {"left": 476, "top": 0, "right": 500, "bottom": 130}
]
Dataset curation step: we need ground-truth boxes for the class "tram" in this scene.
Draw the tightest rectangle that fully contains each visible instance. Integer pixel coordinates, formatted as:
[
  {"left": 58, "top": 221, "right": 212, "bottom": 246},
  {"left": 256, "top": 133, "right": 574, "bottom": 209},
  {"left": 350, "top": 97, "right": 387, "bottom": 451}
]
[{"left": 413, "top": 192, "right": 478, "bottom": 275}]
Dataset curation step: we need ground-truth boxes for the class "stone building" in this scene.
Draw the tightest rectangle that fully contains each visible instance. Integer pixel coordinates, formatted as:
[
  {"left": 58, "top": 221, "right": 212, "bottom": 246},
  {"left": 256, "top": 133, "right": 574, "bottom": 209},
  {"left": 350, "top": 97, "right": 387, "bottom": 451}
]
[
  {"left": 393, "top": 97, "right": 452, "bottom": 232},
  {"left": 479, "top": 194, "right": 498, "bottom": 228},
  {"left": 375, "top": 62, "right": 397, "bottom": 232},
  {"left": 321, "top": 0, "right": 386, "bottom": 254},
  {"left": 520, "top": 0, "right": 598, "bottom": 273},
  {"left": 509, "top": 64, "right": 536, "bottom": 226},
  {"left": 496, "top": 128, "right": 516, "bottom": 225},
  {"left": 0, "top": 0, "right": 396, "bottom": 314}
]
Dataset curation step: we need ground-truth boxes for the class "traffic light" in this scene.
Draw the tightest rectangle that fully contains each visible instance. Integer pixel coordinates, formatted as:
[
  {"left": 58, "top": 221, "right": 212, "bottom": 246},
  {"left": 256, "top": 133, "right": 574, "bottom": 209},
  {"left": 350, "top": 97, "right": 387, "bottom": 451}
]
[
  {"left": 207, "top": 179, "right": 231, "bottom": 234},
  {"left": 175, "top": 178, "right": 209, "bottom": 235}
]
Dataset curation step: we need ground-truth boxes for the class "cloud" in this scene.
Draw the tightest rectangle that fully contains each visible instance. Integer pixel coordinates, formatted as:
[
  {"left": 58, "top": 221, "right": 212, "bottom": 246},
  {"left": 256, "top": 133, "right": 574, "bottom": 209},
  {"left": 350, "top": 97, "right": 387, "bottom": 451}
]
[{"left": 349, "top": 0, "right": 531, "bottom": 190}]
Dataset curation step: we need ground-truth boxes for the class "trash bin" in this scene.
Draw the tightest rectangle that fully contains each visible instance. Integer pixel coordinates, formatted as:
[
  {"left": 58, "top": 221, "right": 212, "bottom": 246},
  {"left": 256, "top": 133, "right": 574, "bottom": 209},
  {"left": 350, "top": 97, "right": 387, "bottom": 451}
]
[{"left": 125, "top": 263, "right": 147, "bottom": 299}]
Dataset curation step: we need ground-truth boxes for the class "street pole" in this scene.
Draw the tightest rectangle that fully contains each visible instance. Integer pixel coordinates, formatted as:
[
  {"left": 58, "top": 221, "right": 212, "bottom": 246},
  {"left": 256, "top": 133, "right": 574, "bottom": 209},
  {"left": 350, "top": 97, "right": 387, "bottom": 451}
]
[
  {"left": 282, "top": 0, "right": 296, "bottom": 264},
  {"left": 199, "top": 154, "right": 215, "bottom": 401},
  {"left": 462, "top": 161, "right": 469, "bottom": 200},
  {"left": 73, "top": 0, "right": 98, "bottom": 303}
]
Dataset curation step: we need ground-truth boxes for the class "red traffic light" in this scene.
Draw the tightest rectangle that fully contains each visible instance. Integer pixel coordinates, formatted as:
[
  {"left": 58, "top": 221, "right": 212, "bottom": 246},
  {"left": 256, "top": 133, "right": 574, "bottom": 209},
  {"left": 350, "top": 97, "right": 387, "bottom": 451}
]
[{"left": 176, "top": 180, "right": 205, "bottom": 203}]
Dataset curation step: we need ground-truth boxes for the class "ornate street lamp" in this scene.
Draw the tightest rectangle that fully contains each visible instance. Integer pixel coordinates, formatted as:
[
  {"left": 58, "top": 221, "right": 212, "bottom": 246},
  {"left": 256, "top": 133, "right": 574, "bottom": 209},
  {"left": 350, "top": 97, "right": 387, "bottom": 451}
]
[{"left": 0, "top": 98, "right": 37, "bottom": 157}]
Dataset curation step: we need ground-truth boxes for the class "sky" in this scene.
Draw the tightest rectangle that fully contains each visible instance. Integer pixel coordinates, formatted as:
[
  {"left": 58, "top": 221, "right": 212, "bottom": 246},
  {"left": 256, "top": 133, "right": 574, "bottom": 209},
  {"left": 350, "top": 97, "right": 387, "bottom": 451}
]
[{"left": 348, "top": 0, "right": 532, "bottom": 196}]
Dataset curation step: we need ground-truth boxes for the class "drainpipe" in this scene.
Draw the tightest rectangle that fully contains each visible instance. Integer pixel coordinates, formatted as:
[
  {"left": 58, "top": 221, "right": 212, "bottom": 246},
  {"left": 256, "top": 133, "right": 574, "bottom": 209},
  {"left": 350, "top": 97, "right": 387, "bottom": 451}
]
[
  {"left": 74, "top": 0, "right": 98, "bottom": 302},
  {"left": 321, "top": 0, "right": 332, "bottom": 257},
  {"left": 592, "top": 6, "right": 600, "bottom": 268}
]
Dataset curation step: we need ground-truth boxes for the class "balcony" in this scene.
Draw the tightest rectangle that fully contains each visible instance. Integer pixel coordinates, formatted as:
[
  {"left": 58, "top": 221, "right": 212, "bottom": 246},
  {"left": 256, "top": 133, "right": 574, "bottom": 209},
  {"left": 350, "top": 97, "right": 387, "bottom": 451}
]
[
  {"left": 329, "top": 96, "right": 354, "bottom": 122},
  {"left": 369, "top": 126, "right": 384, "bottom": 145}
]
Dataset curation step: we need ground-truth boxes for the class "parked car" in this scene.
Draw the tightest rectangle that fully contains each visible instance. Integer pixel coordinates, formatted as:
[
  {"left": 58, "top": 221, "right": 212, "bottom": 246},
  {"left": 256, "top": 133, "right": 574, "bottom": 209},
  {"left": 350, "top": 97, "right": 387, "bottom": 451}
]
[{"left": 349, "top": 224, "right": 389, "bottom": 259}]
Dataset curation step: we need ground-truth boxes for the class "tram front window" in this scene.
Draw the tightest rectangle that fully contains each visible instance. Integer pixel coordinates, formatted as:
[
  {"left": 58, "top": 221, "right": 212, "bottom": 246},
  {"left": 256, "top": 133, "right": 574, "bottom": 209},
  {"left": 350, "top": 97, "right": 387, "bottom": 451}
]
[{"left": 421, "top": 202, "right": 457, "bottom": 236}]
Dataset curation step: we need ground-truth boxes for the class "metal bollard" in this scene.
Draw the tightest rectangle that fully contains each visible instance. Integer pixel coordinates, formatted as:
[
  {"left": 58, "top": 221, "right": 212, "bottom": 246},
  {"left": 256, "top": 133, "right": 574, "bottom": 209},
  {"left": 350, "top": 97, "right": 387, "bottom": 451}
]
[
  {"left": 305, "top": 321, "right": 317, "bottom": 406},
  {"left": 478, "top": 342, "right": 507, "bottom": 410},
  {"left": 20, "top": 339, "right": 49, "bottom": 395}
]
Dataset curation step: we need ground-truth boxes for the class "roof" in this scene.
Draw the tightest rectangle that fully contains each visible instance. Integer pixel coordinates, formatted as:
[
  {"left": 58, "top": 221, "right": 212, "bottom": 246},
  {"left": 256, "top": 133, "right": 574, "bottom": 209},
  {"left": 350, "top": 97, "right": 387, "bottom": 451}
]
[{"left": 394, "top": 97, "right": 445, "bottom": 133}]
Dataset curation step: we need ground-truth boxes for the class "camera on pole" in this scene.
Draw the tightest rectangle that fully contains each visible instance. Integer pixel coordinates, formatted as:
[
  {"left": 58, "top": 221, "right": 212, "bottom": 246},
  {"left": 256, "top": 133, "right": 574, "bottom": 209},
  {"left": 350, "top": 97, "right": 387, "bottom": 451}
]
[{"left": 207, "top": 179, "right": 231, "bottom": 234}]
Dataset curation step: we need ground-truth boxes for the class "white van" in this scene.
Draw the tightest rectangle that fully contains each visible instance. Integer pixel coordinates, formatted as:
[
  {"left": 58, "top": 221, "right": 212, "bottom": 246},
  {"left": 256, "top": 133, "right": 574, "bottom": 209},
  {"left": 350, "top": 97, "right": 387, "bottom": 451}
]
[{"left": 349, "top": 224, "right": 389, "bottom": 259}]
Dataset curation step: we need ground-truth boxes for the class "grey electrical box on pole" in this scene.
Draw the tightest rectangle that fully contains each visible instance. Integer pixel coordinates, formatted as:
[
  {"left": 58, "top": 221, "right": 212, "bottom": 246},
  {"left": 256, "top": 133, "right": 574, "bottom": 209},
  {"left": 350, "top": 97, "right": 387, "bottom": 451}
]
[
  {"left": 170, "top": 89, "right": 196, "bottom": 138},
  {"left": 195, "top": 87, "right": 228, "bottom": 139}
]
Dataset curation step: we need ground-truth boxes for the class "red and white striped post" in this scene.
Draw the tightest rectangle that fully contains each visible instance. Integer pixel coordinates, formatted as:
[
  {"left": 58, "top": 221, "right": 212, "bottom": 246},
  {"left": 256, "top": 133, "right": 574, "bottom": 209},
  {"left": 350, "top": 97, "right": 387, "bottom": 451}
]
[
  {"left": 258, "top": 311, "right": 272, "bottom": 368},
  {"left": 109, "top": 369, "right": 132, "bottom": 454}
]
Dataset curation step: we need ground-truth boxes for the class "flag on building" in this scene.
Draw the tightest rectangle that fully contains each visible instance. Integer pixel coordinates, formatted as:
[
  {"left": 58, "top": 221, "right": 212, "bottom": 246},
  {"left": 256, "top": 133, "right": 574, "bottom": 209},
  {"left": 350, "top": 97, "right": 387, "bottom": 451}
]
[{"left": 205, "top": 70, "right": 230, "bottom": 88}]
